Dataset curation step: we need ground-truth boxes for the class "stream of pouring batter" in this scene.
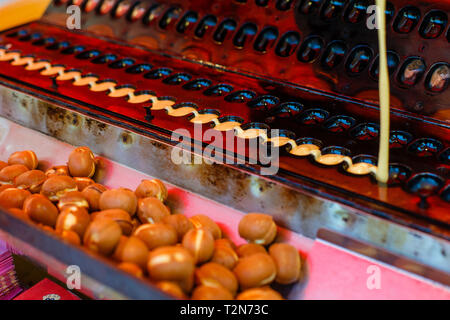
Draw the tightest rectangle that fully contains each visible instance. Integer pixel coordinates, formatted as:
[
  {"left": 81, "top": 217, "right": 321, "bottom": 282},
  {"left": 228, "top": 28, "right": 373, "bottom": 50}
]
[{"left": 375, "top": 0, "right": 390, "bottom": 184}]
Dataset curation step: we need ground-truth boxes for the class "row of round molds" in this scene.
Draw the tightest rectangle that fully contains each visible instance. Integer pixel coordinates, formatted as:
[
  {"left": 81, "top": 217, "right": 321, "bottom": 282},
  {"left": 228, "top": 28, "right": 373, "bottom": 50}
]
[
  {"left": 51, "top": 1, "right": 450, "bottom": 94},
  {"left": 55, "top": 0, "right": 449, "bottom": 41},
  {"left": 5, "top": 29, "right": 449, "bottom": 166},
  {"left": 1, "top": 46, "right": 448, "bottom": 205}
]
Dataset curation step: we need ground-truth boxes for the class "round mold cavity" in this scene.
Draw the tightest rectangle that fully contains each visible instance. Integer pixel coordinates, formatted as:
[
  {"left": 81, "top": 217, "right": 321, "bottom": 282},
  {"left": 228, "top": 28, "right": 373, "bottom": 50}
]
[
  {"left": 108, "top": 84, "right": 136, "bottom": 98},
  {"left": 75, "top": 49, "right": 101, "bottom": 59},
  {"left": 108, "top": 58, "right": 135, "bottom": 69},
  {"left": 176, "top": 11, "right": 199, "bottom": 33},
  {"left": 40, "top": 64, "right": 66, "bottom": 76},
  {"left": 233, "top": 22, "right": 258, "bottom": 49},
  {"left": 393, "top": 6, "right": 421, "bottom": 34},
  {"left": 321, "top": 40, "right": 347, "bottom": 69},
  {"left": 91, "top": 53, "right": 117, "bottom": 64},
  {"left": 425, "top": 62, "right": 449, "bottom": 93},
  {"left": 142, "top": 4, "right": 162, "bottom": 25},
  {"left": 182, "top": 78, "right": 212, "bottom": 91},
  {"left": 345, "top": 45, "right": 373, "bottom": 75},
  {"left": 72, "top": 73, "right": 99, "bottom": 86},
  {"left": 237, "top": 122, "right": 270, "bottom": 139},
  {"left": 397, "top": 57, "right": 426, "bottom": 87},
  {"left": 407, "top": 138, "right": 443, "bottom": 157},
  {"left": 275, "top": 31, "right": 301, "bottom": 57},
  {"left": 350, "top": 122, "right": 379, "bottom": 140},
  {"left": 47, "top": 41, "right": 70, "bottom": 51},
  {"left": 419, "top": 10, "right": 448, "bottom": 39},
  {"left": 17, "top": 33, "right": 32, "bottom": 42},
  {"left": 168, "top": 102, "right": 198, "bottom": 117},
  {"left": 438, "top": 147, "right": 450, "bottom": 164},
  {"left": 61, "top": 45, "right": 85, "bottom": 55},
  {"left": 440, "top": 184, "right": 450, "bottom": 203},
  {"left": 162, "top": 72, "right": 192, "bottom": 85},
  {"left": 255, "top": 0, "right": 269, "bottom": 7},
  {"left": 343, "top": 154, "right": 377, "bottom": 176},
  {"left": 297, "top": 35, "right": 324, "bottom": 63},
  {"left": 127, "top": 90, "right": 156, "bottom": 104},
  {"left": 56, "top": 68, "right": 82, "bottom": 81},
  {"left": 266, "top": 130, "right": 296, "bottom": 148},
  {"left": 213, "top": 18, "right": 237, "bottom": 44},
  {"left": 157, "top": 96, "right": 177, "bottom": 102},
  {"left": 126, "top": 63, "right": 152, "bottom": 74},
  {"left": 144, "top": 68, "right": 173, "bottom": 79},
  {"left": 89, "top": 79, "right": 118, "bottom": 92},
  {"left": 20, "top": 32, "right": 41, "bottom": 42},
  {"left": 225, "top": 90, "right": 257, "bottom": 103},
  {"left": 128, "top": 2, "right": 149, "bottom": 22},
  {"left": 113, "top": 0, "right": 133, "bottom": 18},
  {"left": 6, "top": 29, "right": 28, "bottom": 38},
  {"left": 0, "top": 50, "right": 21, "bottom": 62},
  {"left": 369, "top": 51, "right": 400, "bottom": 80},
  {"left": 315, "top": 146, "right": 351, "bottom": 166},
  {"left": 151, "top": 96, "right": 177, "bottom": 110},
  {"left": 10, "top": 54, "right": 35, "bottom": 66},
  {"left": 32, "top": 37, "right": 55, "bottom": 46},
  {"left": 83, "top": 0, "right": 101, "bottom": 13},
  {"left": 98, "top": 0, "right": 116, "bottom": 15},
  {"left": 253, "top": 26, "right": 279, "bottom": 53},
  {"left": 212, "top": 116, "right": 244, "bottom": 131},
  {"left": 25, "top": 59, "right": 52, "bottom": 71}
]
